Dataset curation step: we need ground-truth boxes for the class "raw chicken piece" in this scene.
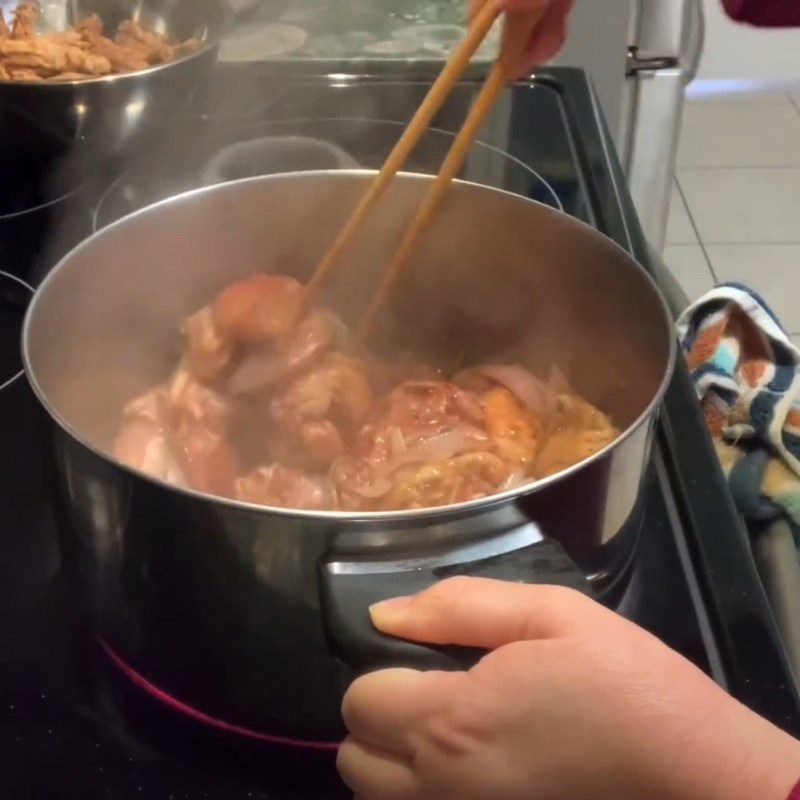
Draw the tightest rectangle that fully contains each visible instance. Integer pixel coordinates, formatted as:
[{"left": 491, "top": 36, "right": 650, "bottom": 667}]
[
  {"left": 331, "top": 386, "right": 494, "bottom": 509},
  {"left": 115, "top": 272, "right": 622, "bottom": 511},
  {"left": 164, "top": 370, "right": 240, "bottom": 495},
  {"left": 268, "top": 354, "right": 373, "bottom": 470},
  {"left": 274, "top": 353, "right": 373, "bottom": 425},
  {"left": 114, "top": 387, "right": 188, "bottom": 487},
  {"left": 385, "top": 381, "right": 484, "bottom": 436},
  {"left": 115, "top": 370, "right": 240, "bottom": 496},
  {"left": 299, "top": 420, "right": 345, "bottom": 468},
  {"left": 235, "top": 464, "right": 333, "bottom": 510},
  {"left": 228, "top": 309, "right": 348, "bottom": 395},
  {"left": 182, "top": 306, "right": 232, "bottom": 382},
  {"left": 482, "top": 386, "right": 542, "bottom": 467},
  {"left": 213, "top": 274, "right": 304, "bottom": 345}
]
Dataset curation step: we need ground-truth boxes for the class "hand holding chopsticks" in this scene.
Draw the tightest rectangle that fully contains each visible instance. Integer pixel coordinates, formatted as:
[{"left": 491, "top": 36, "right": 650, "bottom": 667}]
[
  {"left": 472, "top": 0, "right": 575, "bottom": 78},
  {"left": 303, "top": 0, "right": 562, "bottom": 339}
]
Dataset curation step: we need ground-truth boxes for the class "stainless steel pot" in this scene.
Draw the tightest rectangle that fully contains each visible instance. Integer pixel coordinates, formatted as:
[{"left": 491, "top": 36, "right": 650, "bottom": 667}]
[{"left": 23, "top": 171, "right": 675, "bottom": 743}]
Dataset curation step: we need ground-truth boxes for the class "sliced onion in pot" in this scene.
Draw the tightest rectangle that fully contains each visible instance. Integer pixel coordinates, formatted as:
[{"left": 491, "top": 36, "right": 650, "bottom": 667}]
[
  {"left": 386, "top": 425, "right": 489, "bottom": 472},
  {"left": 499, "top": 470, "right": 529, "bottom": 491},
  {"left": 461, "top": 364, "right": 559, "bottom": 422},
  {"left": 349, "top": 476, "right": 394, "bottom": 498},
  {"left": 548, "top": 364, "right": 571, "bottom": 395},
  {"left": 228, "top": 350, "right": 291, "bottom": 395},
  {"left": 389, "top": 426, "right": 407, "bottom": 457}
]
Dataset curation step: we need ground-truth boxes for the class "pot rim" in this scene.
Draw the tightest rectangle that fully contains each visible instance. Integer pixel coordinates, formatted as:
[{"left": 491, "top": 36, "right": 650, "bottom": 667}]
[{"left": 22, "top": 169, "right": 677, "bottom": 523}]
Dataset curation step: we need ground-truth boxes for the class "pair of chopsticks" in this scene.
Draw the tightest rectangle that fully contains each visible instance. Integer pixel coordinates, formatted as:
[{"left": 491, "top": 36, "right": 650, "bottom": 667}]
[{"left": 303, "top": 0, "right": 527, "bottom": 339}]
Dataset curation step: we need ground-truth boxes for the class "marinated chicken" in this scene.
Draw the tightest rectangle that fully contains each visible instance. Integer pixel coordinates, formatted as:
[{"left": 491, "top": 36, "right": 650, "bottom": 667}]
[
  {"left": 115, "top": 273, "right": 620, "bottom": 511},
  {"left": 0, "top": 2, "right": 200, "bottom": 82}
]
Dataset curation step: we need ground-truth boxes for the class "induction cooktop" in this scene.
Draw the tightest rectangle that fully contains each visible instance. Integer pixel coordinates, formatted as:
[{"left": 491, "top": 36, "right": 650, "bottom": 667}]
[{"left": 3, "top": 62, "right": 799, "bottom": 799}]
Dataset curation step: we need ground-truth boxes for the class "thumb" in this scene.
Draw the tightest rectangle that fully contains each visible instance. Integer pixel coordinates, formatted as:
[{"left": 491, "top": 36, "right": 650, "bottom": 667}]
[{"left": 370, "top": 577, "right": 595, "bottom": 649}]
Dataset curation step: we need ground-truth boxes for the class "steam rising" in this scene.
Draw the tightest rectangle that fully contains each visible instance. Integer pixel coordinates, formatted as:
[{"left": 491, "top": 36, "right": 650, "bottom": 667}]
[
  {"left": 33, "top": 1, "right": 505, "bottom": 282},
  {"left": 27, "top": 2, "right": 571, "bottom": 411}
]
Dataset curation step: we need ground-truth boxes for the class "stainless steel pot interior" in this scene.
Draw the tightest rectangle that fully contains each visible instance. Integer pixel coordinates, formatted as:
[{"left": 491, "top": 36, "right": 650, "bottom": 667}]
[{"left": 23, "top": 170, "right": 675, "bottom": 518}]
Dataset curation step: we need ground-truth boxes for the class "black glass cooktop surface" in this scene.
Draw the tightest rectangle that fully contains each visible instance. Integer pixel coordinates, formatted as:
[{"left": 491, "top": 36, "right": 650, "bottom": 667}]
[{"left": 3, "top": 63, "right": 800, "bottom": 799}]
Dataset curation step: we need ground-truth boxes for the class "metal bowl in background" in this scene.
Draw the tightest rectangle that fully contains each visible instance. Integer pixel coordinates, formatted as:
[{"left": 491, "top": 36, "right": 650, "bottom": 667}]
[{"left": 0, "top": 0, "right": 228, "bottom": 157}]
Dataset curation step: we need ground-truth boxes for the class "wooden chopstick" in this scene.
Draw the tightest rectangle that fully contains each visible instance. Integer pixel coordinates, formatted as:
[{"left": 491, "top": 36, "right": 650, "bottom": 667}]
[
  {"left": 356, "top": 0, "right": 556, "bottom": 338},
  {"left": 302, "top": 0, "right": 503, "bottom": 304},
  {"left": 357, "top": 60, "right": 506, "bottom": 340}
]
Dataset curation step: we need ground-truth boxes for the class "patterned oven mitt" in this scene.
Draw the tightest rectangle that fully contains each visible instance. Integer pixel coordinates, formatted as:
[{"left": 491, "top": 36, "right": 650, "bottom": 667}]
[{"left": 676, "top": 283, "right": 800, "bottom": 550}]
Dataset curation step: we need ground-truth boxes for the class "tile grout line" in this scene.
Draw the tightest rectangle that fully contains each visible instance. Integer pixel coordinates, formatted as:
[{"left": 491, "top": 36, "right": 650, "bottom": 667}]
[
  {"left": 679, "top": 95, "right": 800, "bottom": 171},
  {"left": 677, "top": 165, "right": 800, "bottom": 171},
  {"left": 698, "top": 241, "right": 800, "bottom": 247},
  {"left": 788, "top": 90, "right": 800, "bottom": 118},
  {"left": 673, "top": 176, "right": 719, "bottom": 283}
]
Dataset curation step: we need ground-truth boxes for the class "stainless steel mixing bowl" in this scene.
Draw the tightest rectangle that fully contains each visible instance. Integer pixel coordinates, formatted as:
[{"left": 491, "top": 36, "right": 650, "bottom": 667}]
[{"left": 0, "top": 0, "right": 228, "bottom": 155}]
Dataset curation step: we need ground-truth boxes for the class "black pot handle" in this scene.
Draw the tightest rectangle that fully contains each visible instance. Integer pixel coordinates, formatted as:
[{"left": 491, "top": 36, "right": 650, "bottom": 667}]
[{"left": 319, "top": 526, "right": 593, "bottom": 674}]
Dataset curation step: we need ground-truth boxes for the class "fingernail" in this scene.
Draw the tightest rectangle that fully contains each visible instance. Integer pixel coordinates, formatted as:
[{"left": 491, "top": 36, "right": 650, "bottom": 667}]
[{"left": 369, "top": 596, "right": 413, "bottom": 626}]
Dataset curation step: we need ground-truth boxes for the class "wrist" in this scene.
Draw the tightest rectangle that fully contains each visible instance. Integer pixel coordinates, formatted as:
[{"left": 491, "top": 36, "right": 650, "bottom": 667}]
[{"left": 678, "top": 698, "right": 800, "bottom": 800}]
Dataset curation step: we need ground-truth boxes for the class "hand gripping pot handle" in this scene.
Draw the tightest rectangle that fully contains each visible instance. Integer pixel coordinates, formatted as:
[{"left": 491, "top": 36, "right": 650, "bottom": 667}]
[{"left": 319, "top": 525, "right": 593, "bottom": 673}]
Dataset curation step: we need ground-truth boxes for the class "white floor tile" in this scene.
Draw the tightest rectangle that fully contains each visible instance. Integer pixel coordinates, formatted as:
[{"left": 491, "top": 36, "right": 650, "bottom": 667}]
[
  {"left": 662, "top": 245, "right": 715, "bottom": 304},
  {"left": 697, "top": 0, "right": 800, "bottom": 83},
  {"left": 705, "top": 244, "right": 800, "bottom": 332},
  {"left": 791, "top": 335, "right": 800, "bottom": 349},
  {"left": 665, "top": 184, "right": 697, "bottom": 245},
  {"left": 677, "top": 103, "right": 800, "bottom": 168},
  {"left": 677, "top": 168, "right": 800, "bottom": 244}
]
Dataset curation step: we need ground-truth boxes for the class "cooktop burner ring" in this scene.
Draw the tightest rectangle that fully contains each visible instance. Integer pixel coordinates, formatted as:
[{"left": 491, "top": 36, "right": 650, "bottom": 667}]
[
  {"left": 0, "top": 270, "right": 33, "bottom": 393},
  {"left": 281, "top": 117, "right": 565, "bottom": 212},
  {"left": 91, "top": 116, "right": 563, "bottom": 232},
  {"left": 99, "top": 638, "right": 342, "bottom": 753}
]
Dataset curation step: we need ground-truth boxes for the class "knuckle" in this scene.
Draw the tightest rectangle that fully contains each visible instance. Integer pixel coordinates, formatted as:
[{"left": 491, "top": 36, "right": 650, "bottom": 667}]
[
  {"left": 340, "top": 685, "right": 364, "bottom": 732},
  {"left": 420, "top": 677, "right": 495, "bottom": 758},
  {"left": 335, "top": 738, "right": 359, "bottom": 787},
  {"left": 547, "top": 584, "right": 593, "bottom": 614},
  {"left": 411, "top": 576, "right": 478, "bottom": 626},
  {"left": 424, "top": 575, "right": 478, "bottom": 607},
  {"left": 549, "top": 583, "right": 589, "bottom": 605}
]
